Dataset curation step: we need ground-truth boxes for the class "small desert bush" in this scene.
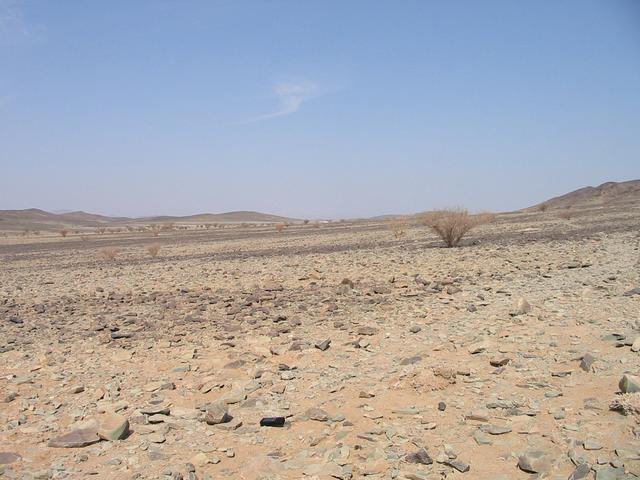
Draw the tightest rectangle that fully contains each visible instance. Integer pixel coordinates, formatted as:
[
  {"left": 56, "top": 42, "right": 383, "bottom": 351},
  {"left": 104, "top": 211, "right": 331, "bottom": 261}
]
[
  {"left": 275, "top": 223, "right": 286, "bottom": 233},
  {"left": 538, "top": 203, "right": 549, "bottom": 212},
  {"left": 420, "top": 208, "right": 494, "bottom": 247},
  {"left": 59, "top": 229, "right": 69, "bottom": 238},
  {"left": 99, "top": 247, "right": 119, "bottom": 261},
  {"left": 147, "top": 243, "right": 161, "bottom": 258},
  {"left": 387, "top": 217, "right": 408, "bottom": 239}
]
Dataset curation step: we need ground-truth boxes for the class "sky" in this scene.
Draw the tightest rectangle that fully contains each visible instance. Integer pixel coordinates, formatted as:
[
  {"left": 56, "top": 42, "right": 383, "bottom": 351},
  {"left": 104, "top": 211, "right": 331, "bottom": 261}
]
[{"left": 1, "top": 0, "right": 639, "bottom": 219}]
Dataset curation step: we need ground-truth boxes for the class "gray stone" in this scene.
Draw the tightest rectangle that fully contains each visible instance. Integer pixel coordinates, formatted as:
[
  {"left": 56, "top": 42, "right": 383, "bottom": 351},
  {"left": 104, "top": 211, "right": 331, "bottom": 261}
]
[
  {"left": 580, "top": 353, "right": 596, "bottom": 372},
  {"left": 315, "top": 339, "right": 331, "bottom": 351},
  {"left": 619, "top": 374, "right": 640, "bottom": 393},
  {"left": 48, "top": 428, "right": 101, "bottom": 448},
  {"left": 517, "top": 450, "right": 552, "bottom": 474}
]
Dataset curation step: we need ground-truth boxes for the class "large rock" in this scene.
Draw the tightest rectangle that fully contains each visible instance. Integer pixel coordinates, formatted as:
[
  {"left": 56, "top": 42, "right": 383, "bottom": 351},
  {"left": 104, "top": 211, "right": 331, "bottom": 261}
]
[
  {"left": 204, "top": 403, "right": 231, "bottom": 425},
  {"left": 97, "top": 413, "right": 129, "bottom": 441},
  {"left": 48, "top": 428, "right": 101, "bottom": 448},
  {"left": 619, "top": 374, "right": 640, "bottom": 393}
]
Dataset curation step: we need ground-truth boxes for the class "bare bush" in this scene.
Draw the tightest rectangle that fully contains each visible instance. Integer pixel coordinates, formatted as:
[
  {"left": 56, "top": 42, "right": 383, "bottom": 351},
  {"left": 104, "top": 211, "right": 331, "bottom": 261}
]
[
  {"left": 80, "top": 235, "right": 89, "bottom": 243},
  {"left": 538, "top": 203, "right": 549, "bottom": 212},
  {"left": 420, "top": 208, "right": 494, "bottom": 247},
  {"left": 59, "top": 229, "right": 69, "bottom": 238},
  {"left": 275, "top": 223, "right": 286, "bottom": 233},
  {"left": 147, "top": 243, "right": 161, "bottom": 258},
  {"left": 99, "top": 247, "right": 119, "bottom": 261},
  {"left": 387, "top": 217, "right": 408, "bottom": 239}
]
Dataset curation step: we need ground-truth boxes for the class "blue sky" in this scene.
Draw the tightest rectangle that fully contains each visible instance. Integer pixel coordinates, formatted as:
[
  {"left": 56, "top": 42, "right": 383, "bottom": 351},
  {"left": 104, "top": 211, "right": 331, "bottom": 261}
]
[{"left": 1, "top": 0, "right": 639, "bottom": 218}]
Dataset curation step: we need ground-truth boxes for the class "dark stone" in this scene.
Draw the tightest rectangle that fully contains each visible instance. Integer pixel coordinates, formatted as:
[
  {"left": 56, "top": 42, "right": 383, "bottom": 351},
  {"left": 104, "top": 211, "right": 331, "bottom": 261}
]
[
  {"left": 405, "top": 448, "right": 433, "bottom": 465},
  {"left": 580, "top": 353, "right": 595, "bottom": 372}
]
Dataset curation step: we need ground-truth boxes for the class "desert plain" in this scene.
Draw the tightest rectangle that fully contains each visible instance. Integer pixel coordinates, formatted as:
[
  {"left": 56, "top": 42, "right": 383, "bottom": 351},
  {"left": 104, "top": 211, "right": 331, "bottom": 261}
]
[{"left": 1, "top": 202, "right": 639, "bottom": 480}]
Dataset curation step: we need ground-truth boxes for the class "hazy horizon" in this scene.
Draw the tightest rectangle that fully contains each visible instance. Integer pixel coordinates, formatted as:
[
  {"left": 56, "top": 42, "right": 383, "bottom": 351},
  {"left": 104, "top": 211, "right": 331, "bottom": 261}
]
[{"left": 2, "top": 1, "right": 639, "bottom": 218}]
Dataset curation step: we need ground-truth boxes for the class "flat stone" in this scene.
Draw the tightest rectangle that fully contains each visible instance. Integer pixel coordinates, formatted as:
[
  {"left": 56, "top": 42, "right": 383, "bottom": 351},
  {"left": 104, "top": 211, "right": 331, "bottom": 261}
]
[
  {"left": 48, "top": 428, "right": 101, "bottom": 448},
  {"left": 215, "top": 417, "right": 242, "bottom": 430},
  {"left": 481, "top": 424, "right": 512, "bottom": 435},
  {"left": 307, "top": 407, "right": 330, "bottom": 422},
  {"left": 444, "top": 459, "right": 470, "bottom": 473},
  {"left": 400, "top": 355, "right": 422, "bottom": 365},
  {"left": 490, "top": 356, "right": 510, "bottom": 367},
  {"left": 583, "top": 441, "right": 602, "bottom": 451},
  {"left": 357, "top": 326, "right": 378, "bottom": 336},
  {"left": 147, "top": 432, "right": 166, "bottom": 443},
  {"left": 315, "top": 339, "right": 331, "bottom": 351},
  {"left": 468, "top": 341, "right": 489, "bottom": 354},
  {"left": 0, "top": 452, "right": 21, "bottom": 465}
]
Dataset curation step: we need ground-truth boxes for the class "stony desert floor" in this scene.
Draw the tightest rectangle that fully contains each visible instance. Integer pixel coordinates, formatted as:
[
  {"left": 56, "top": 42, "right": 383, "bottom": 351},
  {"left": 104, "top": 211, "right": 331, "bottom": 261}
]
[{"left": 1, "top": 208, "right": 639, "bottom": 480}]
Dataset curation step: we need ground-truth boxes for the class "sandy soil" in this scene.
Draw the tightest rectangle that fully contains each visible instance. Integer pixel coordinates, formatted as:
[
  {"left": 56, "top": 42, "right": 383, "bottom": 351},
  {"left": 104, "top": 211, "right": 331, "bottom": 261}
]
[{"left": 1, "top": 207, "right": 639, "bottom": 480}]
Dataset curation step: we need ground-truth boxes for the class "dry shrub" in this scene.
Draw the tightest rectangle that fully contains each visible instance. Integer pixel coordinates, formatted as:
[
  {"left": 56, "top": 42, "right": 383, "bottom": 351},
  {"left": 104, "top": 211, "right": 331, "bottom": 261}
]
[
  {"left": 387, "top": 217, "right": 408, "bottom": 239},
  {"left": 97, "top": 227, "right": 107, "bottom": 234},
  {"left": 538, "top": 203, "right": 549, "bottom": 212},
  {"left": 610, "top": 393, "right": 640, "bottom": 417},
  {"left": 420, "top": 208, "right": 493, "bottom": 247},
  {"left": 147, "top": 243, "right": 161, "bottom": 258},
  {"left": 80, "top": 235, "right": 89, "bottom": 243},
  {"left": 99, "top": 247, "right": 119, "bottom": 261},
  {"left": 275, "top": 223, "right": 286, "bottom": 233},
  {"left": 59, "top": 229, "right": 69, "bottom": 237}
]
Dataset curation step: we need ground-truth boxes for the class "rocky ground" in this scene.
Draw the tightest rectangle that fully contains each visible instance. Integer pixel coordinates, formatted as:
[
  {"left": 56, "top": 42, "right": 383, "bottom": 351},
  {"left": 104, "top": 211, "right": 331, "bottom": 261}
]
[{"left": 1, "top": 207, "right": 639, "bottom": 480}]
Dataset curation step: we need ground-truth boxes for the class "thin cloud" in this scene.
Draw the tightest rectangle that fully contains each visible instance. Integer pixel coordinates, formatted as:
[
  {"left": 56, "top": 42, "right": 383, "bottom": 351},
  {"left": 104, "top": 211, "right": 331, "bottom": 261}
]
[
  {"left": 0, "top": 0, "right": 31, "bottom": 44},
  {"left": 251, "top": 81, "right": 319, "bottom": 122}
]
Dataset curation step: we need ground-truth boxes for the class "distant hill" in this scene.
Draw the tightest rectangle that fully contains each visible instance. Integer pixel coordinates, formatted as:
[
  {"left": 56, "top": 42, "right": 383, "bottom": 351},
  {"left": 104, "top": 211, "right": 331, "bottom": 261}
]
[
  {"left": 0, "top": 208, "right": 299, "bottom": 232},
  {"left": 528, "top": 180, "right": 640, "bottom": 211},
  {"left": 143, "top": 211, "right": 297, "bottom": 224}
]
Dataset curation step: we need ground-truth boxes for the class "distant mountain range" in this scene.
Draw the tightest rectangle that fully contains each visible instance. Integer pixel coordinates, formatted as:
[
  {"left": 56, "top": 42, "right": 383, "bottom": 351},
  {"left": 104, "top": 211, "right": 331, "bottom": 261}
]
[
  {"left": 0, "top": 208, "right": 299, "bottom": 231},
  {"left": 2, "top": 179, "right": 638, "bottom": 232},
  {"left": 527, "top": 179, "right": 640, "bottom": 211}
]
